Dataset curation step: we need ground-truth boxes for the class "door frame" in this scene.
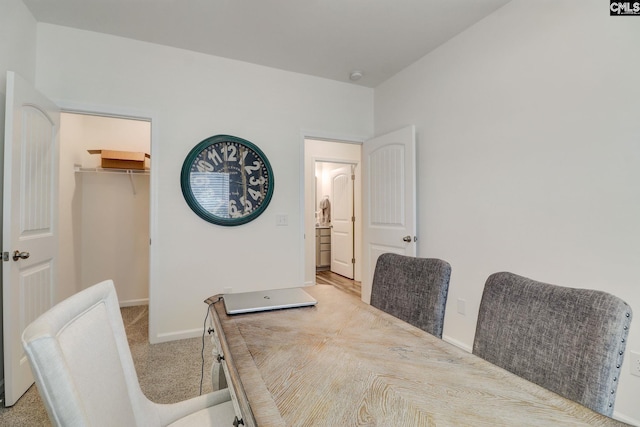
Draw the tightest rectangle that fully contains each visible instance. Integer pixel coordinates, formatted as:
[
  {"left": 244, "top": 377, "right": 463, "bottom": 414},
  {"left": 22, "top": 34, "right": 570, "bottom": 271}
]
[
  {"left": 302, "top": 133, "right": 364, "bottom": 287},
  {"left": 54, "top": 100, "right": 158, "bottom": 339}
]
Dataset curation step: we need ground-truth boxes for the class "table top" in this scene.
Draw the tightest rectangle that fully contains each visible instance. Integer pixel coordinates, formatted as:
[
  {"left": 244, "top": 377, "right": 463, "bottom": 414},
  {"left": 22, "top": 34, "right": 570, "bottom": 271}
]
[{"left": 208, "top": 285, "right": 626, "bottom": 426}]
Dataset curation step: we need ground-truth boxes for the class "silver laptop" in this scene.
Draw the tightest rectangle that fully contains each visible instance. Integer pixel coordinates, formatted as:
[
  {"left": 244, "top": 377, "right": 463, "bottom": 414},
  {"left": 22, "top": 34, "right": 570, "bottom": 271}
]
[{"left": 223, "top": 287, "right": 318, "bottom": 315}]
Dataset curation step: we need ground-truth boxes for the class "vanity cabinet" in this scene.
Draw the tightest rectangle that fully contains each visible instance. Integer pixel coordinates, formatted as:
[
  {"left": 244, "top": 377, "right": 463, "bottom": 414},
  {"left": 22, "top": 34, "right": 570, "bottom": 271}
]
[{"left": 315, "top": 227, "right": 331, "bottom": 269}]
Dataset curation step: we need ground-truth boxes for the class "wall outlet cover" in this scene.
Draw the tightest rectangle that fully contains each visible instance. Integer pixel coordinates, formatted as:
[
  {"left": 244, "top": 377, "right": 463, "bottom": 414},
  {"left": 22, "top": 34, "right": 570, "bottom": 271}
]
[{"left": 630, "top": 351, "right": 640, "bottom": 377}]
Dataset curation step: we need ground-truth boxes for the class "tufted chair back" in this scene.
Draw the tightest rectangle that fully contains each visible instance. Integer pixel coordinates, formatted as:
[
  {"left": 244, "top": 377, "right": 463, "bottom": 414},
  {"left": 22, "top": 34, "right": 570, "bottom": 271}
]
[
  {"left": 370, "top": 253, "right": 451, "bottom": 338},
  {"left": 473, "top": 272, "right": 632, "bottom": 417}
]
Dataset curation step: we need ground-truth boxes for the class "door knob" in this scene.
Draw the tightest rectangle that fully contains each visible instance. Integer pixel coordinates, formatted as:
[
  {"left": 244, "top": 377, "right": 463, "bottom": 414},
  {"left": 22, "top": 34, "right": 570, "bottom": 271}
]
[
  {"left": 402, "top": 235, "right": 412, "bottom": 242},
  {"left": 13, "top": 250, "right": 30, "bottom": 261}
]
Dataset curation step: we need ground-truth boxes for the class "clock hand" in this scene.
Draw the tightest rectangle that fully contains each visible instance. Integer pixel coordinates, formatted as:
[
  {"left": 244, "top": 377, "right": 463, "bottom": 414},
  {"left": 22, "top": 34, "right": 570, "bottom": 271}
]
[
  {"left": 222, "top": 142, "right": 228, "bottom": 174},
  {"left": 240, "top": 148, "right": 248, "bottom": 213}
]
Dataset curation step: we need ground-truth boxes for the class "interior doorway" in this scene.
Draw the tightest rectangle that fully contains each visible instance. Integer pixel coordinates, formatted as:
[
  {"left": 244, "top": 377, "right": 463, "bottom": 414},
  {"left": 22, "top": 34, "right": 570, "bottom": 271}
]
[
  {"left": 315, "top": 161, "right": 356, "bottom": 278},
  {"left": 59, "top": 112, "right": 151, "bottom": 305},
  {"left": 303, "top": 138, "right": 361, "bottom": 291}
]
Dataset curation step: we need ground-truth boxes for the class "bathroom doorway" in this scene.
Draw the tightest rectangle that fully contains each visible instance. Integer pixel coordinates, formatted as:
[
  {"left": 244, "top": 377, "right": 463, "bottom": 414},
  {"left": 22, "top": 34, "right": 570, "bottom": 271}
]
[{"left": 304, "top": 138, "right": 361, "bottom": 288}]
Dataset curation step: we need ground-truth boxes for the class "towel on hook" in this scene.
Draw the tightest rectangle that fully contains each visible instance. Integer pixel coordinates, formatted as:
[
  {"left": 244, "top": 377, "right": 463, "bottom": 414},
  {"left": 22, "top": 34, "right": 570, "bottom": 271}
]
[{"left": 319, "top": 197, "right": 331, "bottom": 225}]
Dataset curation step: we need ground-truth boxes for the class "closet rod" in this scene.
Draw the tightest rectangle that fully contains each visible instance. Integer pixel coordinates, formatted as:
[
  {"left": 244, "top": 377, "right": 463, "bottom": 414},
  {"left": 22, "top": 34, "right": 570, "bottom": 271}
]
[{"left": 75, "top": 166, "right": 149, "bottom": 195}]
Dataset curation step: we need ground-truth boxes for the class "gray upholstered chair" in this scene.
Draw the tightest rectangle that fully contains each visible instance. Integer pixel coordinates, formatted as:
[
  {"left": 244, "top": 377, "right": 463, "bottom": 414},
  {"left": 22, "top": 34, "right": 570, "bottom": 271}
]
[
  {"left": 22, "top": 280, "right": 236, "bottom": 427},
  {"left": 473, "top": 272, "right": 632, "bottom": 417},
  {"left": 370, "top": 253, "right": 451, "bottom": 338}
]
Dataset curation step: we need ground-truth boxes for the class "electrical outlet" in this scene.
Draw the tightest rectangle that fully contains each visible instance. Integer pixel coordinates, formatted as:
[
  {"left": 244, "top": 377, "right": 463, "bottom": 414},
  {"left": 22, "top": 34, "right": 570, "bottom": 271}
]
[{"left": 630, "top": 351, "right": 640, "bottom": 377}]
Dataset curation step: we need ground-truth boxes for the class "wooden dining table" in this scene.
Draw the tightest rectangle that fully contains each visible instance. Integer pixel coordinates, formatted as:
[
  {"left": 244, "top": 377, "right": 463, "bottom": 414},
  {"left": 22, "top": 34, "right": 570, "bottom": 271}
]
[{"left": 206, "top": 284, "right": 627, "bottom": 426}]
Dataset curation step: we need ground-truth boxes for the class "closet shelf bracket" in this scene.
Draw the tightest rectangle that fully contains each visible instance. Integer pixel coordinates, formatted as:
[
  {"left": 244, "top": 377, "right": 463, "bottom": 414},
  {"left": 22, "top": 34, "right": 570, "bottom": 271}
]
[{"left": 128, "top": 170, "right": 137, "bottom": 195}]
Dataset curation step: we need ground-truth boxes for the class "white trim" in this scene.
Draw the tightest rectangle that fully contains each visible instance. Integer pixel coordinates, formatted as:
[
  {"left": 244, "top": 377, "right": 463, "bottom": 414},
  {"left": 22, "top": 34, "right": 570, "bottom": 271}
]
[
  {"left": 154, "top": 328, "right": 205, "bottom": 343},
  {"left": 55, "top": 99, "right": 153, "bottom": 122},
  {"left": 298, "top": 133, "right": 306, "bottom": 286},
  {"left": 442, "top": 334, "right": 473, "bottom": 353},
  {"left": 612, "top": 411, "right": 640, "bottom": 426},
  {"left": 300, "top": 129, "right": 366, "bottom": 145},
  {"left": 119, "top": 298, "right": 149, "bottom": 307}
]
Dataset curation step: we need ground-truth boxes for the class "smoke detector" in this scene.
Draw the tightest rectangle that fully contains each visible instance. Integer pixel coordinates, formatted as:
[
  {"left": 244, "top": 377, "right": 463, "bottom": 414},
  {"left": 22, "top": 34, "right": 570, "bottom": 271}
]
[{"left": 349, "top": 71, "right": 364, "bottom": 81}]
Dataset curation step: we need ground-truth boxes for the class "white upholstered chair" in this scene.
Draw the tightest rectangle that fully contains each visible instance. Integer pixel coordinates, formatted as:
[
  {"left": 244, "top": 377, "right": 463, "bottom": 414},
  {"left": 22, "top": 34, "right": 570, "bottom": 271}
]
[{"left": 21, "top": 280, "right": 236, "bottom": 427}]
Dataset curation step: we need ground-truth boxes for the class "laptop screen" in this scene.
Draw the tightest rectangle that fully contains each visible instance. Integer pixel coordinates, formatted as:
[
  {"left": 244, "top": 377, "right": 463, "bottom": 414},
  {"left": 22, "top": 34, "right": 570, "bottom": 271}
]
[{"left": 222, "top": 287, "right": 318, "bottom": 315}]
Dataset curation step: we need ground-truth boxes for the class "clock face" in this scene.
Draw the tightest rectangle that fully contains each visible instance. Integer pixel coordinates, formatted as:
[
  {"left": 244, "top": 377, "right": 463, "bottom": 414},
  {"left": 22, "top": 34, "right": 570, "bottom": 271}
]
[{"left": 181, "top": 135, "right": 274, "bottom": 226}]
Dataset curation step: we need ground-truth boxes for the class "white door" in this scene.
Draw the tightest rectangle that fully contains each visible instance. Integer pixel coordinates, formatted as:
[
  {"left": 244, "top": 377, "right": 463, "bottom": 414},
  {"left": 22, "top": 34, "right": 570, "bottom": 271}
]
[
  {"left": 330, "top": 164, "right": 354, "bottom": 279},
  {"left": 361, "top": 125, "right": 416, "bottom": 303},
  {"left": 2, "top": 71, "right": 60, "bottom": 406}
]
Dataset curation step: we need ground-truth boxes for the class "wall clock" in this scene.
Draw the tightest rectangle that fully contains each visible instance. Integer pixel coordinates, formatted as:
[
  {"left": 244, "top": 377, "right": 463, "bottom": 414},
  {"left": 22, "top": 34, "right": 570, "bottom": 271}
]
[{"left": 181, "top": 134, "right": 274, "bottom": 226}]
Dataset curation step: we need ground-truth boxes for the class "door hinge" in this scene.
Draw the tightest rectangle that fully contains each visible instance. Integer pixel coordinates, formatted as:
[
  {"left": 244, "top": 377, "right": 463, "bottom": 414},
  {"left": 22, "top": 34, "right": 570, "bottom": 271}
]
[
  {"left": 2, "top": 252, "right": 9, "bottom": 262},
  {"left": 351, "top": 216, "right": 355, "bottom": 222},
  {"left": 352, "top": 258, "right": 356, "bottom": 264}
]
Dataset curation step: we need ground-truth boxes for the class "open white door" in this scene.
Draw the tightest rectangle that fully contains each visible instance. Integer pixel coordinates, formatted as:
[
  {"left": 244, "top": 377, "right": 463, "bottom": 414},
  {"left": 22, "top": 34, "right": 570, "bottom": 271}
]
[
  {"left": 361, "top": 125, "right": 416, "bottom": 303},
  {"left": 330, "top": 164, "right": 354, "bottom": 279},
  {"left": 3, "top": 71, "right": 60, "bottom": 406}
]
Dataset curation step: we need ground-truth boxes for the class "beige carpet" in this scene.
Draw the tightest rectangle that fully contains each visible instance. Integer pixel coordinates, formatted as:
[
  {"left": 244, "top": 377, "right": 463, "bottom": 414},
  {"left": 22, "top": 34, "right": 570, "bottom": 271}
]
[{"left": 0, "top": 305, "right": 214, "bottom": 426}]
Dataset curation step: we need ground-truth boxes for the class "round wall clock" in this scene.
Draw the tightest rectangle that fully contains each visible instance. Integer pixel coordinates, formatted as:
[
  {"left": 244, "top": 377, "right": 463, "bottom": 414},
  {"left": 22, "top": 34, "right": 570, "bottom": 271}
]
[{"left": 181, "top": 134, "right": 274, "bottom": 226}]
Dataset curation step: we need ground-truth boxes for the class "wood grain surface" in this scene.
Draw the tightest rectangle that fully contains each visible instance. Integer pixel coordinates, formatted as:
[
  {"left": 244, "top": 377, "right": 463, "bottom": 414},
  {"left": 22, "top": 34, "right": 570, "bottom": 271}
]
[{"left": 209, "top": 285, "right": 626, "bottom": 426}]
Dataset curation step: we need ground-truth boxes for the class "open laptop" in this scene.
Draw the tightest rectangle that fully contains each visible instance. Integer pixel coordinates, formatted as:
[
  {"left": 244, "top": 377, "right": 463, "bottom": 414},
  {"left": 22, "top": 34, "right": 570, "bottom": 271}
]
[{"left": 223, "top": 287, "right": 318, "bottom": 315}]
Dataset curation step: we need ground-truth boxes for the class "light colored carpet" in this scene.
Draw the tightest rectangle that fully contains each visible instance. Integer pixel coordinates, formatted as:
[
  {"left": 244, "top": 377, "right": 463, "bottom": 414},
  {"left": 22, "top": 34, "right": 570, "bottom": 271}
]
[{"left": 0, "top": 305, "right": 214, "bottom": 426}]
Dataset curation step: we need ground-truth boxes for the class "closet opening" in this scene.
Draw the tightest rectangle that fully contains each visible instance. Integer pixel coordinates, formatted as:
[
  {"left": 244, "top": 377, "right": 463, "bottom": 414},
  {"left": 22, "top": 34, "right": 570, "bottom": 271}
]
[{"left": 60, "top": 112, "right": 151, "bottom": 306}]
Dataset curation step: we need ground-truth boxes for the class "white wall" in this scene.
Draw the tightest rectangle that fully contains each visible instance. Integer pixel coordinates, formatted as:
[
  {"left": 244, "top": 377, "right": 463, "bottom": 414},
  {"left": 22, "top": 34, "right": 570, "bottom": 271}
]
[
  {"left": 35, "top": 24, "right": 374, "bottom": 342},
  {"left": 375, "top": 0, "right": 640, "bottom": 423},
  {"left": 0, "top": 0, "right": 36, "bottom": 91}
]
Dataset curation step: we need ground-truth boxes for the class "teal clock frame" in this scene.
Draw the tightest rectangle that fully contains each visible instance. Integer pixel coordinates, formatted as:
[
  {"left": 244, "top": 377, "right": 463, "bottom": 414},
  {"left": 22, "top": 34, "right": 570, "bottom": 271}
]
[{"left": 180, "top": 134, "right": 275, "bottom": 226}]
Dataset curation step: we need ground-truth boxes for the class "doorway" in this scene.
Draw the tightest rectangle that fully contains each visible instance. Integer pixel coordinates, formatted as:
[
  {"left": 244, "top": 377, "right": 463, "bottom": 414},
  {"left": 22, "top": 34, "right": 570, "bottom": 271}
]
[
  {"left": 315, "top": 161, "right": 355, "bottom": 278},
  {"left": 59, "top": 112, "right": 151, "bottom": 304},
  {"left": 304, "top": 138, "right": 361, "bottom": 294}
]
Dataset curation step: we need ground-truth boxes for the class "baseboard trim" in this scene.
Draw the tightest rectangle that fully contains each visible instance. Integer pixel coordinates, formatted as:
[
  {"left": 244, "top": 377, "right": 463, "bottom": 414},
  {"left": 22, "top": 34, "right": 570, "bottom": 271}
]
[
  {"left": 612, "top": 411, "right": 640, "bottom": 426},
  {"left": 152, "top": 328, "right": 204, "bottom": 344},
  {"left": 442, "top": 334, "right": 472, "bottom": 353},
  {"left": 119, "top": 298, "right": 149, "bottom": 307}
]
